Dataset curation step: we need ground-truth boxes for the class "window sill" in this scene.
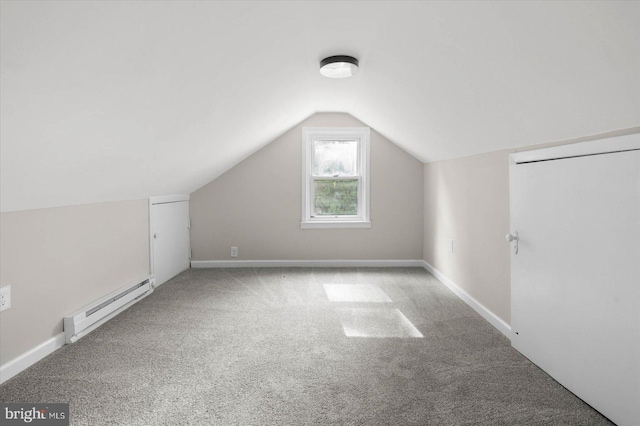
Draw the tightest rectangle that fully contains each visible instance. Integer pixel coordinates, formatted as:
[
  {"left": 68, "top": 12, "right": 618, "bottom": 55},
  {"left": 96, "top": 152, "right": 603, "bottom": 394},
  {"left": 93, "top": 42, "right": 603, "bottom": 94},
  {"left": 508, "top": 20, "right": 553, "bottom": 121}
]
[{"left": 300, "top": 220, "right": 371, "bottom": 229}]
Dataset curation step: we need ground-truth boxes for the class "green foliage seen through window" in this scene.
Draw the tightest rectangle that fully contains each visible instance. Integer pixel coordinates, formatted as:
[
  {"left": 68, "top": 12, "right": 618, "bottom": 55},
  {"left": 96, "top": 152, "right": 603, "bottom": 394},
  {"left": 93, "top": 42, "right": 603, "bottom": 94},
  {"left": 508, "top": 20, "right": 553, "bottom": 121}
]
[{"left": 313, "top": 180, "right": 358, "bottom": 216}]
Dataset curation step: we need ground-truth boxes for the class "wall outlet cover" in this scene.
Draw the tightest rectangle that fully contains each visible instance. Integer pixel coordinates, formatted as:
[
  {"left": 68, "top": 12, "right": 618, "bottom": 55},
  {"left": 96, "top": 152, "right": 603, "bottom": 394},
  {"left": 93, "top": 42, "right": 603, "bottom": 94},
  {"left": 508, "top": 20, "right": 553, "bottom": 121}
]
[{"left": 0, "top": 285, "right": 11, "bottom": 312}]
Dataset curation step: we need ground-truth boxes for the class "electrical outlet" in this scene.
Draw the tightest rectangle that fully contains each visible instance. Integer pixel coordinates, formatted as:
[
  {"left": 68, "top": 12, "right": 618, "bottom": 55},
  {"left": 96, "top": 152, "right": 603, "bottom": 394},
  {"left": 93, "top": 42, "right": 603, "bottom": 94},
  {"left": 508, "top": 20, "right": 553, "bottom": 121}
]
[
  {"left": 449, "top": 239, "right": 454, "bottom": 253},
  {"left": 0, "top": 286, "right": 11, "bottom": 312},
  {"left": 230, "top": 246, "right": 238, "bottom": 258}
]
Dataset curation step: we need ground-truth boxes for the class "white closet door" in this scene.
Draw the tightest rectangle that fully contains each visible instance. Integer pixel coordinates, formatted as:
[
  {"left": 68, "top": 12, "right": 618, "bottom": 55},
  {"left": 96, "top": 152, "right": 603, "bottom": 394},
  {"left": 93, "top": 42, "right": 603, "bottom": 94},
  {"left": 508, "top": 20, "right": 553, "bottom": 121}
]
[
  {"left": 510, "top": 146, "right": 640, "bottom": 426},
  {"left": 150, "top": 198, "right": 190, "bottom": 287}
]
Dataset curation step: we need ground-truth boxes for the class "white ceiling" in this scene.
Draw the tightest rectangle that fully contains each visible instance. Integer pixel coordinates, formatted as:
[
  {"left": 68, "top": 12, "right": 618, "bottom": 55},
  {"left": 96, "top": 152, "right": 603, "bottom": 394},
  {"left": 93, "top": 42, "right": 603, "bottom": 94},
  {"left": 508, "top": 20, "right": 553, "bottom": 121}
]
[{"left": 1, "top": 1, "right": 638, "bottom": 212}]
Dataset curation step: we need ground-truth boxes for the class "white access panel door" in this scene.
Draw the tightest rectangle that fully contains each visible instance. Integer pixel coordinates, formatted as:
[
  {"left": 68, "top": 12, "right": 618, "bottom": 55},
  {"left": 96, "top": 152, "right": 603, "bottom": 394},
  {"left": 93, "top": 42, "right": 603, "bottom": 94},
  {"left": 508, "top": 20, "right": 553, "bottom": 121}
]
[
  {"left": 150, "top": 197, "right": 190, "bottom": 287},
  {"left": 510, "top": 143, "right": 640, "bottom": 426}
]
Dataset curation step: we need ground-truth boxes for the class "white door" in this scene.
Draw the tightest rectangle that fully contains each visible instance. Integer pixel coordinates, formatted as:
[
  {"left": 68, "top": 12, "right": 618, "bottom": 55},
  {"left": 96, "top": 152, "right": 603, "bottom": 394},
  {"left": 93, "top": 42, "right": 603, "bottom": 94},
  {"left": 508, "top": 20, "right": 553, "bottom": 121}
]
[
  {"left": 150, "top": 196, "right": 191, "bottom": 287},
  {"left": 509, "top": 140, "right": 640, "bottom": 426}
]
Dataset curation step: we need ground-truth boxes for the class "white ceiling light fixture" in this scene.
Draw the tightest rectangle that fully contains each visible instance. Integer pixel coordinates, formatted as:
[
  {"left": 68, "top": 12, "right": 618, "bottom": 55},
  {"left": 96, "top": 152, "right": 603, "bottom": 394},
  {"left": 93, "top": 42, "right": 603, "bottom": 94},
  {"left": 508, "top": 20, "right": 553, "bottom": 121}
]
[{"left": 320, "top": 55, "right": 359, "bottom": 78}]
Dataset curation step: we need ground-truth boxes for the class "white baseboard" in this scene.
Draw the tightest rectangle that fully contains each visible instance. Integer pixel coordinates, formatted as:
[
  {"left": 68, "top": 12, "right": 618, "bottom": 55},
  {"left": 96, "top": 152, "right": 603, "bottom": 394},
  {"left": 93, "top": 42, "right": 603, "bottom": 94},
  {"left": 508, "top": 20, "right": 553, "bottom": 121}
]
[
  {"left": 191, "top": 259, "right": 426, "bottom": 268},
  {"left": 0, "top": 332, "right": 66, "bottom": 384},
  {"left": 421, "top": 260, "right": 511, "bottom": 339}
]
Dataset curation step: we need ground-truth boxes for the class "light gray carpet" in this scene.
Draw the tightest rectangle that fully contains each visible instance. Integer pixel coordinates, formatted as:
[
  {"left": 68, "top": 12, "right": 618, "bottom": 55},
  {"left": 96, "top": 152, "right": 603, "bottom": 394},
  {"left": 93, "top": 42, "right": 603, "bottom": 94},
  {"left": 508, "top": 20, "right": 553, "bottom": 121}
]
[{"left": 0, "top": 268, "right": 613, "bottom": 425}]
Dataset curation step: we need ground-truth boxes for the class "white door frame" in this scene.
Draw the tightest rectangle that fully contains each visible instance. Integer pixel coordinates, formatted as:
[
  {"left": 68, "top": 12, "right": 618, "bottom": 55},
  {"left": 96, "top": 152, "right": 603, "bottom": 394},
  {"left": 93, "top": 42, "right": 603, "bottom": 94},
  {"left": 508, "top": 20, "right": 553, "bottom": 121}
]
[{"left": 149, "top": 194, "right": 190, "bottom": 282}]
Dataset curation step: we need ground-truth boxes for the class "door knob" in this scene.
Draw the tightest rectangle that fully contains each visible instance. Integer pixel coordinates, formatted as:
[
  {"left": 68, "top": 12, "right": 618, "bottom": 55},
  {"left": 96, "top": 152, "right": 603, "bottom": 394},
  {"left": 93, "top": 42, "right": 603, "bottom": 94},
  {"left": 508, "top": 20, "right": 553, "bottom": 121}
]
[
  {"left": 154, "top": 233, "right": 159, "bottom": 239},
  {"left": 506, "top": 231, "right": 519, "bottom": 254}
]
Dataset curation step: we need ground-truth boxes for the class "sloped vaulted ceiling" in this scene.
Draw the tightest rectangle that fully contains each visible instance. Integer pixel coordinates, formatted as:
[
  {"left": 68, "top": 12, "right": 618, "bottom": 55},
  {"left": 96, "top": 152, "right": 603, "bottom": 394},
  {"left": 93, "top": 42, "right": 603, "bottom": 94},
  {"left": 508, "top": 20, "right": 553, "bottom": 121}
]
[{"left": 1, "top": 1, "right": 638, "bottom": 212}]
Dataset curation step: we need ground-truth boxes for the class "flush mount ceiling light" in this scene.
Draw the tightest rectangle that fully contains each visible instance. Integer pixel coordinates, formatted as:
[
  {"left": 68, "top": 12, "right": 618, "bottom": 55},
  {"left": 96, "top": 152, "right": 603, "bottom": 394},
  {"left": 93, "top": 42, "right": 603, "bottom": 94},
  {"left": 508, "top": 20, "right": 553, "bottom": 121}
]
[{"left": 320, "top": 55, "right": 359, "bottom": 78}]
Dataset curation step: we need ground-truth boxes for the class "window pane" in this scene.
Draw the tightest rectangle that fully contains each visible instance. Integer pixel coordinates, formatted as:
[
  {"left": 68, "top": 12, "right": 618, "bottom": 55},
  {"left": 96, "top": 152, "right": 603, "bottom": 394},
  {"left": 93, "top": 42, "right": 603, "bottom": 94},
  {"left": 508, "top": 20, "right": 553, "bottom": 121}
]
[
  {"left": 313, "top": 179, "right": 358, "bottom": 216},
  {"left": 313, "top": 140, "right": 358, "bottom": 176}
]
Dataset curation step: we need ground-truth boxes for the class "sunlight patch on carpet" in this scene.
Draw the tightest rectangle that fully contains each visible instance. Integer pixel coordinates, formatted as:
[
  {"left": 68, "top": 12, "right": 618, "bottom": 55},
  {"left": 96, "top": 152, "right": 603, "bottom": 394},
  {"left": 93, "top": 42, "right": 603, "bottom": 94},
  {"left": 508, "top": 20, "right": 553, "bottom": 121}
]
[
  {"left": 323, "top": 284, "right": 392, "bottom": 303},
  {"left": 336, "top": 307, "right": 423, "bottom": 338}
]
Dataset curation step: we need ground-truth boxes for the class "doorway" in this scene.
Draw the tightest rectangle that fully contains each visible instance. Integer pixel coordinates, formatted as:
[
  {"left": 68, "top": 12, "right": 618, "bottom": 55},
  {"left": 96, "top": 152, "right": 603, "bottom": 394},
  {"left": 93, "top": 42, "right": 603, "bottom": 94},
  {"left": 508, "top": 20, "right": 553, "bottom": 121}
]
[
  {"left": 149, "top": 195, "right": 191, "bottom": 287},
  {"left": 509, "top": 135, "right": 640, "bottom": 426}
]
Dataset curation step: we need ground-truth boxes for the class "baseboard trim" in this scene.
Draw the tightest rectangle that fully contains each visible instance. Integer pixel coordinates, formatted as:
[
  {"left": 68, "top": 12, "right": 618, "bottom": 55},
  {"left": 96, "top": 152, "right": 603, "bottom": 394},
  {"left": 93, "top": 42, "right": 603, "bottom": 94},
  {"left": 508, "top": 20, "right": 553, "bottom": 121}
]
[
  {"left": 0, "top": 332, "right": 66, "bottom": 384},
  {"left": 191, "top": 259, "right": 426, "bottom": 268},
  {"left": 421, "top": 260, "right": 511, "bottom": 339}
]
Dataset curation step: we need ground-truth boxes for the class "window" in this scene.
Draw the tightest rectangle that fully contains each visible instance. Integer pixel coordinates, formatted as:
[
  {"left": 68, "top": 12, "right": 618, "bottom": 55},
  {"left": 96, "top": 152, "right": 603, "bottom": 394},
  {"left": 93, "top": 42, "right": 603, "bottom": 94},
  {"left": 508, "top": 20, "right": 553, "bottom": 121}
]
[{"left": 301, "top": 127, "right": 370, "bottom": 229}]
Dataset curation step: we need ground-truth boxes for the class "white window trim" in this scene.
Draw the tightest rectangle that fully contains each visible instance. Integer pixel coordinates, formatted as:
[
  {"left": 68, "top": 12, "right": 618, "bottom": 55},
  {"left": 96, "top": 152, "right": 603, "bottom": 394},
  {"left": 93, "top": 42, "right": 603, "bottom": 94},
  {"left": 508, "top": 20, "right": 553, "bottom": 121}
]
[{"left": 301, "top": 127, "right": 371, "bottom": 229}]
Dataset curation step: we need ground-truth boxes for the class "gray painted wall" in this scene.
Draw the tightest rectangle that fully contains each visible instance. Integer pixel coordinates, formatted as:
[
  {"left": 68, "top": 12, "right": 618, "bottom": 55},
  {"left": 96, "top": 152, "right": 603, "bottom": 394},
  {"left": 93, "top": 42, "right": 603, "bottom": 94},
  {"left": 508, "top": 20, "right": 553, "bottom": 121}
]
[
  {"left": 423, "top": 150, "right": 512, "bottom": 323},
  {"left": 0, "top": 200, "right": 149, "bottom": 363},
  {"left": 190, "top": 113, "right": 424, "bottom": 261}
]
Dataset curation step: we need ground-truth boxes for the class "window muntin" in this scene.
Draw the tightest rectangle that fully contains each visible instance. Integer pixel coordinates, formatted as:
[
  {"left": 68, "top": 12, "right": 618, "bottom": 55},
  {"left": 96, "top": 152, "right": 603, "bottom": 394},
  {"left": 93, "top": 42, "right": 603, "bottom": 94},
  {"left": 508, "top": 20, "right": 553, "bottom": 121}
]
[{"left": 302, "top": 128, "right": 370, "bottom": 229}]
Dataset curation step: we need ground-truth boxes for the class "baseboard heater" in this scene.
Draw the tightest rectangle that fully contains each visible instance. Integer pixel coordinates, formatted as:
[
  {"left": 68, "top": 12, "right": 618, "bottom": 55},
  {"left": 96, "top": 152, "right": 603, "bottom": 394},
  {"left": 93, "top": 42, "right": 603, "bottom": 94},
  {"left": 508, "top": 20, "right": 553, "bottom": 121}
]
[{"left": 64, "top": 275, "right": 154, "bottom": 344}]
